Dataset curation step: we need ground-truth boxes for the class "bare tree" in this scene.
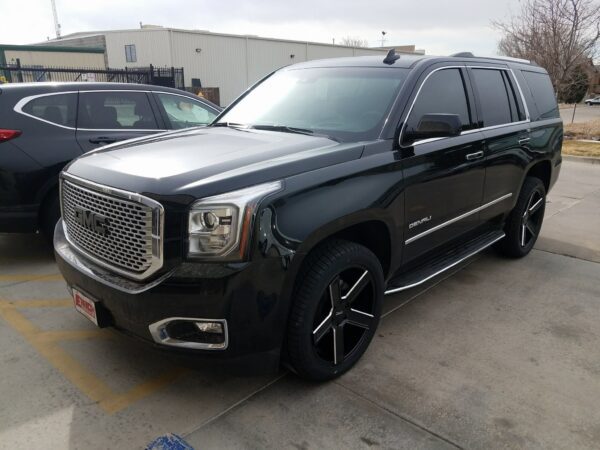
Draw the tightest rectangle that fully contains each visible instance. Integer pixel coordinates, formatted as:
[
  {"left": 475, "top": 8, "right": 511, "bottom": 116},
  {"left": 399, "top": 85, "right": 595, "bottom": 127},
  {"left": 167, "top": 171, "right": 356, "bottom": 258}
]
[
  {"left": 493, "top": 0, "right": 599, "bottom": 98},
  {"left": 340, "top": 36, "right": 369, "bottom": 48}
]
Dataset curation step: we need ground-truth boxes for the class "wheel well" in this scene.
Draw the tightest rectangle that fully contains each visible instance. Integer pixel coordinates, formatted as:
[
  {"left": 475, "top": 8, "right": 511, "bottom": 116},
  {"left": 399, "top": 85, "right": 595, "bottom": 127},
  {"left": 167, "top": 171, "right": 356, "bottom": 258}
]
[
  {"left": 328, "top": 221, "right": 391, "bottom": 277},
  {"left": 38, "top": 186, "right": 59, "bottom": 224},
  {"left": 526, "top": 160, "right": 551, "bottom": 192}
]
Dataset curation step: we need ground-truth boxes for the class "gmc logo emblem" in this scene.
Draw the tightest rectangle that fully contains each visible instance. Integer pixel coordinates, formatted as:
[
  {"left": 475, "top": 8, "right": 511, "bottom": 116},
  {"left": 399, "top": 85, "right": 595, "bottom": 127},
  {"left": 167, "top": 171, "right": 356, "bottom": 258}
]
[{"left": 73, "top": 206, "right": 109, "bottom": 236}]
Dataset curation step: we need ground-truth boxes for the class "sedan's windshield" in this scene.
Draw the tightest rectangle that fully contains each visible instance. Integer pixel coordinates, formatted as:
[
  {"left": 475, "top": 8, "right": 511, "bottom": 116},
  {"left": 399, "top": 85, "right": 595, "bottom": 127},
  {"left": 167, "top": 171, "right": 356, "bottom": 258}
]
[{"left": 215, "top": 67, "right": 410, "bottom": 142}]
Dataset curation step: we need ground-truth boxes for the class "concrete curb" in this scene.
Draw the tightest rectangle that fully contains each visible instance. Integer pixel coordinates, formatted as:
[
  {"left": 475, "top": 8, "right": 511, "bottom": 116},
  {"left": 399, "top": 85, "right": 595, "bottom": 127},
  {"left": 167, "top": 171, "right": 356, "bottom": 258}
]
[{"left": 563, "top": 155, "right": 600, "bottom": 165}]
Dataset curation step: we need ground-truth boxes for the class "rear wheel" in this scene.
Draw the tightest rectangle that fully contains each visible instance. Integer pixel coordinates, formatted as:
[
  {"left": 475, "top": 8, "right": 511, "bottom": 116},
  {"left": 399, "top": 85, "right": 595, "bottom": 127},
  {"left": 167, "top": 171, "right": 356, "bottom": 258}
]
[
  {"left": 496, "top": 177, "right": 546, "bottom": 258},
  {"left": 287, "top": 240, "right": 384, "bottom": 381}
]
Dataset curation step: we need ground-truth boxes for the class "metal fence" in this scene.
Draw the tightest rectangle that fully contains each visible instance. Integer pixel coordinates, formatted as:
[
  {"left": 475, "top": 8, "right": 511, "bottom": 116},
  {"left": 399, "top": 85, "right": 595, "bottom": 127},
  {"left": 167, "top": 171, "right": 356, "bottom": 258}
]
[{"left": 0, "top": 63, "right": 185, "bottom": 90}]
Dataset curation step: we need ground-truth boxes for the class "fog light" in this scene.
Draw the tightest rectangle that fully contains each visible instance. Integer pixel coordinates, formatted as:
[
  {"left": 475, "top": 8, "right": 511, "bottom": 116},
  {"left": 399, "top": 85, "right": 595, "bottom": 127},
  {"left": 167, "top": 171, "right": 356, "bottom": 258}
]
[
  {"left": 196, "top": 322, "right": 223, "bottom": 334},
  {"left": 149, "top": 318, "right": 228, "bottom": 350}
]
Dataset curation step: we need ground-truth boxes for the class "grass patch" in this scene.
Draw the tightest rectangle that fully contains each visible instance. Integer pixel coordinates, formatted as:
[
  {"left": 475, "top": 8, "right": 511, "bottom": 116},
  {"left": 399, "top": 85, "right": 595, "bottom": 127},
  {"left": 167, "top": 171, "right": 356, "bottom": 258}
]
[
  {"left": 562, "top": 140, "right": 600, "bottom": 158},
  {"left": 564, "top": 120, "right": 600, "bottom": 140}
]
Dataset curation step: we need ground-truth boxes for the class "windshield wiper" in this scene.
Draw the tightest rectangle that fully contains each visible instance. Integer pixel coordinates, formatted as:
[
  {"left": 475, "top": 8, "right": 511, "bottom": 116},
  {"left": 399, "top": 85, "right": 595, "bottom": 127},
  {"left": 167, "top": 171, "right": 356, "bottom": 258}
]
[
  {"left": 212, "top": 122, "right": 249, "bottom": 128},
  {"left": 250, "top": 124, "right": 339, "bottom": 142}
]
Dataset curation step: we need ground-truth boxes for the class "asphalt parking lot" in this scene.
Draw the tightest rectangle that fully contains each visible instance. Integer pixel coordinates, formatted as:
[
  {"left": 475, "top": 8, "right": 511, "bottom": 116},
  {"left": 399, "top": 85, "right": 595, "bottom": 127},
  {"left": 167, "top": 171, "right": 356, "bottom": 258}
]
[
  {"left": 560, "top": 104, "right": 600, "bottom": 124},
  {"left": 1, "top": 159, "right": 599, "bottom": 449}
]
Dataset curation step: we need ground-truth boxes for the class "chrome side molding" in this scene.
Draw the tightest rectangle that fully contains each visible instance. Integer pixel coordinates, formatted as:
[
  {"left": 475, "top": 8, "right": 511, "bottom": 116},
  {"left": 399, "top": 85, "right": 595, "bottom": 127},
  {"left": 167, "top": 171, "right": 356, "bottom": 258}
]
[{"left": 405, "top": 193, "right": 512, "bottom": 244}]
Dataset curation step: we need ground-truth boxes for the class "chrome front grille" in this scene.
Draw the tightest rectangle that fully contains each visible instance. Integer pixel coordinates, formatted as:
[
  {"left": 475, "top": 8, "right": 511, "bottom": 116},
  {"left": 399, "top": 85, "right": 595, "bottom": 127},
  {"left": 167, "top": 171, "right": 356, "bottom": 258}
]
[{"left": 61, "top": 176, "right": 163, "bottom": 279}]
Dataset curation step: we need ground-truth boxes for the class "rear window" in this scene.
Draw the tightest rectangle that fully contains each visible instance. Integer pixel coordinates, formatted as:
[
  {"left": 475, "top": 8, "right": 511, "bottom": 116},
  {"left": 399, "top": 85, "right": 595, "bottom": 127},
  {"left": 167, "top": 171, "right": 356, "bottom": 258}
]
[
  {"left": 78, "top": 91, "right": 158, "bottom": 130},
  {"left": 521, "top": 71, "right": 559, "bottom": 120},
  {"left": 22, "top": 93, "right": 77, "bottom": 127}
]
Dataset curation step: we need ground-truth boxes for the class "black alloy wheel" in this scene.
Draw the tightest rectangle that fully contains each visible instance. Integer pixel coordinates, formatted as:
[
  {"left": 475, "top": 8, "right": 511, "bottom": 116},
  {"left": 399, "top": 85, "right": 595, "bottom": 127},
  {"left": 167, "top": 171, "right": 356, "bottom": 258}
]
[
  {"left": 496, "top": 176, "right": 546, "bottom": 258},
  {"left": 312, "top": 267, "right": 376, "bottom": 365},
  {"left": 519, "top": 187, "right": 545, "bottom": 249},
  {"left": 287, "top": 240, "right": 384, "bottom": 381}
]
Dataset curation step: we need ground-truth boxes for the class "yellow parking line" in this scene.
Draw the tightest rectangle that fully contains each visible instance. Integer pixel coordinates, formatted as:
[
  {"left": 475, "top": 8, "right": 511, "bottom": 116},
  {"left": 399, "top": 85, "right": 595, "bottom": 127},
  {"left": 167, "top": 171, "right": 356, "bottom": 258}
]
[
  {"left": 0, "top": 299, "right": 72, "bottom": 308},
  {"left": 36, "top": 329, "right": 114, "bottom": 342},
  {"left": 100, "top": 368, "right": 187, "bottom": 414},
  {"left": 0, "top": 300, "right": 185, "bottom": 414},
  {"left": 0, "top": 274, "right": 63, "bottom": 282},
  {"left": 0, "top": 304, "right": 115, "bottom": 400},
  {"left": 33, "top": 334, "right": 118, "bottom": 403},
  {"left": 0, "top": 306, "right": 39, "bottom": 335}
]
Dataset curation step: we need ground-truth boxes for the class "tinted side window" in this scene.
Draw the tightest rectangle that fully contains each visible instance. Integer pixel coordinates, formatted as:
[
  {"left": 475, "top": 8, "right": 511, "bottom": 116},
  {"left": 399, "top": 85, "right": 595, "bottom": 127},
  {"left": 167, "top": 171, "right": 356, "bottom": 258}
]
[
  {"left": 521, "top": 71, "right": 559, "bottom": 120},
  {"left": 78, "top": 92, "right": 158, "bottom": 129},
  {"left": 405, "top": 68, "right": 470, "bottom": 141},
  {"left": 471, "top": 69, "right": 512, "bottom": 127},
  {"left": 156, "top": 94, "right": 217, "bottom": 129},
  {"left": 22, "top": 93, "right": 77, "bottom": 127}
]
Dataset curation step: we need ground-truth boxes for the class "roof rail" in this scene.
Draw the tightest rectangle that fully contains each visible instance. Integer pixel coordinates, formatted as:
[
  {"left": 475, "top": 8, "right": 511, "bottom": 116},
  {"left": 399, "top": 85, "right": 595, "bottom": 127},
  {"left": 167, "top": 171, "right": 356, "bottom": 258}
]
[{"left": 449, "top": 52, "right": 533, "bottom": 65}]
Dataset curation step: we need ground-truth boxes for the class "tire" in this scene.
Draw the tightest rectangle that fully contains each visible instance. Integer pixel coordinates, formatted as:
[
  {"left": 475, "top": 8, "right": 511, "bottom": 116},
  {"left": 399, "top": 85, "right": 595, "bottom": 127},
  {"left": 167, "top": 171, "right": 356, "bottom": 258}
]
[
  {"left": 287, "top": 239, "right": 384, "bottom": 381},
  {"left": 496, "top": 177, "right": 546, "bottom": 258},
  {"left": 40, "top": 192, "right": 60, "bottom": 244}
]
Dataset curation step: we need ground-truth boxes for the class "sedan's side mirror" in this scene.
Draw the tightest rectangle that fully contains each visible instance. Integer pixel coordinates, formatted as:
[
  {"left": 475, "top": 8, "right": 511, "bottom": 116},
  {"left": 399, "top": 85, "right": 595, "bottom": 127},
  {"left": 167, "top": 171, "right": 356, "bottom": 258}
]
[{"left": 404, "top": 113, "right": 462, "bottom": 143}]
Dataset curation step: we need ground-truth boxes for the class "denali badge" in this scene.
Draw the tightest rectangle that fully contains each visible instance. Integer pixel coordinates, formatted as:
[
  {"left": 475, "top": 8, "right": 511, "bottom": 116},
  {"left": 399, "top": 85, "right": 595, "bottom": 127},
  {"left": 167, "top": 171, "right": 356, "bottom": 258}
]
[
  {"left": 73, "top": 206, "right": 109, "bottom": 236},
  {"left": 409, "top": 216, "right": 432, "bottom": 229}
]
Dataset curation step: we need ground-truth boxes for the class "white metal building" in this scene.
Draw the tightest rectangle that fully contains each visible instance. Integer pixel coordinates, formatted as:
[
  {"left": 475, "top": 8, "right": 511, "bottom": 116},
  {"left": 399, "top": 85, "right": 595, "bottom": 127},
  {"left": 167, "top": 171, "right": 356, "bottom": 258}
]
[{"left": 44, "top": 27, "right": 420, "bottom": 105}]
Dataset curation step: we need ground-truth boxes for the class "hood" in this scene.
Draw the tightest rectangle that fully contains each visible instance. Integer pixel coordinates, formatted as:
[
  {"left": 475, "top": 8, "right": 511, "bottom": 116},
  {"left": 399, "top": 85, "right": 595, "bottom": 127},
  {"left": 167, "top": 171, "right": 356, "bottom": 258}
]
[{"left": 65, "top": 127, "right": 363, "bottom": 199}]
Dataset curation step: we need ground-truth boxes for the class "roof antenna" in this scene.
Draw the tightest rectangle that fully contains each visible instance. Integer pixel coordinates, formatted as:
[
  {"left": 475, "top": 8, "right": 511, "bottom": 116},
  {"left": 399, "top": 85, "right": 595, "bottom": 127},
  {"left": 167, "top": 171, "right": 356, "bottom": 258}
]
[
  {"left": 383, "top": 48, "right": 400, "bottom": 65},
  {"left": 450, "top": 52, "right": 474, "bottom": 58}
]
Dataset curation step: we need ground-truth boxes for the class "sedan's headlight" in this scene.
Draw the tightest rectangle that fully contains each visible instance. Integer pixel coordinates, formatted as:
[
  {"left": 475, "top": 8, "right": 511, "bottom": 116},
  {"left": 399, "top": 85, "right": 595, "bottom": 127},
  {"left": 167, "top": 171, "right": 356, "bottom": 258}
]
[{"left": 188, "top": 181, "right": 282, "bottom": 260}]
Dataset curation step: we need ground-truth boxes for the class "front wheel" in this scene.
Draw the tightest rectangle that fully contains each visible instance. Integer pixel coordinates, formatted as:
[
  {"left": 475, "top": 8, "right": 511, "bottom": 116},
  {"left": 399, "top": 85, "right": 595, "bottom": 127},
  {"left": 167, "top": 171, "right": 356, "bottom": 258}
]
[
  {"left": 496, "top": 177, "right": 546, "bottom": 258},
  {"left": 287, "top": 240, "right": 384, "bottom": 381}
]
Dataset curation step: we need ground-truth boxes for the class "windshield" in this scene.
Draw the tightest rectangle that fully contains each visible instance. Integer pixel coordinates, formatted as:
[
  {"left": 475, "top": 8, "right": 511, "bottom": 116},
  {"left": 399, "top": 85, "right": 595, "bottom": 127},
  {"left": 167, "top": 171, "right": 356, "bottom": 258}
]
[{"left": 215, "top": 67, "right": 410, "bottom": 142}]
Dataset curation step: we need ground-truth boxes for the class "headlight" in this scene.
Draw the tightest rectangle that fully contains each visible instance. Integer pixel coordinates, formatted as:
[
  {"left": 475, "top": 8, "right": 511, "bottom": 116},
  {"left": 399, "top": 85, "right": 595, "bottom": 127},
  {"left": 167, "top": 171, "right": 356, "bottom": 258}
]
[{"left": 188, "top": 180, "right": 282, "bottom": 260}]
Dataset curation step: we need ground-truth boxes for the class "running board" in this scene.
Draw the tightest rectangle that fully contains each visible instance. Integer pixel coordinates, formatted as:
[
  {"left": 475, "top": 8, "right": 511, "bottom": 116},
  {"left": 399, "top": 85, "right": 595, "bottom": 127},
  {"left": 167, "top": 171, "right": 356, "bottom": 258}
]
[{"left": 385, "top": 230, "right": 505, "bottom": 295}]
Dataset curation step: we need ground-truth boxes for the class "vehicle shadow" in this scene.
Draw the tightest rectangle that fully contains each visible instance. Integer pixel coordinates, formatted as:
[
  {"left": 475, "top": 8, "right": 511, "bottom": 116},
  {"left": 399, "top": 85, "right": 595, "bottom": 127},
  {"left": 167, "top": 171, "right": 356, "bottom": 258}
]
[{"left": 0, "top": 233, "right": 55, "bottom": 271}]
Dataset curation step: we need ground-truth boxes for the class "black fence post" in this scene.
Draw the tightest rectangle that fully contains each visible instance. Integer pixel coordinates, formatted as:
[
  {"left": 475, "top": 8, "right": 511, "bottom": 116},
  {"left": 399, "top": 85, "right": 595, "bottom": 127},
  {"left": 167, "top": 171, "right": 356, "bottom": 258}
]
[{"left": 16, "top": 58, "right": 23, "bottom": 83}]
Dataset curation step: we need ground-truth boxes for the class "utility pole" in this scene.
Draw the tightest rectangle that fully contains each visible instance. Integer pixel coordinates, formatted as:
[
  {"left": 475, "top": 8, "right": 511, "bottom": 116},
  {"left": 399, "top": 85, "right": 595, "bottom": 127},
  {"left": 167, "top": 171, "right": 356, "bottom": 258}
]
[{"left": 50, "top": 0, "right": 61, "bottom": 39}]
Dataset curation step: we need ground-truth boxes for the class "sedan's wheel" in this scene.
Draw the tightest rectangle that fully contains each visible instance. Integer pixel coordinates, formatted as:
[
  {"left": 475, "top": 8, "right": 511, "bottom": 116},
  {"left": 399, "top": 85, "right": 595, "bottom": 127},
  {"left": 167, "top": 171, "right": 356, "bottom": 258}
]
[
  {"left": 287, "top": 240, "right": 384, "bottom": 380},
  {"left": 496, "top": 176, "right": 546, "bottom": 258}
]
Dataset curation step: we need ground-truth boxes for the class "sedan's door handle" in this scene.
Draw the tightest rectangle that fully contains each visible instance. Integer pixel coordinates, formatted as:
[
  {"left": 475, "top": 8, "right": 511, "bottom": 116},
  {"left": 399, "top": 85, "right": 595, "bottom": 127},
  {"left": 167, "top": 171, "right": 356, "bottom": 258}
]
[
  {"left": 89, "top": 136, "right": 117, "bottom": 144},
  {"left": 518, "top": 137, "right": 531, "bottom": 145},
  {"left": 466, "top": 151, "right": 484, "bottom": 161}
]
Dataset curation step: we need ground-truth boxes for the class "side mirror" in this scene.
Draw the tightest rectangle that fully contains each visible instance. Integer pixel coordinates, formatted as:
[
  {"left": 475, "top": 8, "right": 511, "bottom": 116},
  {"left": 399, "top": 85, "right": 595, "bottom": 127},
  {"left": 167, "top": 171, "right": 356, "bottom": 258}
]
[{"left": 404, "top": 113, "right": 462, "bottom": 143}]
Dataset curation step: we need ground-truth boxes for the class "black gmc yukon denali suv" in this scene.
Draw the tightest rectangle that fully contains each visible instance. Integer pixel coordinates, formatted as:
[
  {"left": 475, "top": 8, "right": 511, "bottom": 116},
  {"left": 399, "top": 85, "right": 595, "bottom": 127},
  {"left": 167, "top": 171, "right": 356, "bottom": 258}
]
[{"left": 54, "top": 51, "right": 562, "bottom": 380}]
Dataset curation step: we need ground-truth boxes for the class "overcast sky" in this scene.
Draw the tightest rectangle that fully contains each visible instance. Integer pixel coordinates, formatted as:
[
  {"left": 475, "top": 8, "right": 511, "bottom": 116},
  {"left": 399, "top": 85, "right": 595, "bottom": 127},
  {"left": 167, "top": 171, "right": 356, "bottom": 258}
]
[{"left": 3, "top": 0, "right": 523, "bottom": 56}]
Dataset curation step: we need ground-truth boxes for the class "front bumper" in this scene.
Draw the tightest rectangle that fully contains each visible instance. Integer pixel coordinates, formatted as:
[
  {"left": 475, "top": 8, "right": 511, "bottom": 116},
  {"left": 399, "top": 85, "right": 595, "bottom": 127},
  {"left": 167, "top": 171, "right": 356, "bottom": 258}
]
[{"left": 54, "top": 221, "right": 289, "bottom": 374}]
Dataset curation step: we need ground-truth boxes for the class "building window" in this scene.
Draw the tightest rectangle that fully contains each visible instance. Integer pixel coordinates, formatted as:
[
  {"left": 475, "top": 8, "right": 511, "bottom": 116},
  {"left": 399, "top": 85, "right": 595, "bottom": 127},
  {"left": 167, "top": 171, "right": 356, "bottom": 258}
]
[{"left": 125, "top": 44, "right": 137, "bottom": 63}]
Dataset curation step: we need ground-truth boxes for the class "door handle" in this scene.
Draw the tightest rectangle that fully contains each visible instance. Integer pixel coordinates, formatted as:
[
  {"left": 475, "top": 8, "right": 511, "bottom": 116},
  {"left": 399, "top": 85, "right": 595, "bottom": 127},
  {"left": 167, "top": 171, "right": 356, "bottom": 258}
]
[
  {"left": 466, "top": 151, "right": 484, "bottom": 161},
  {"left": 89, "top": 136, "right": 117, "bottom": 144},
  {"left": 518, "top": 137, "right": 531, "bottom": 145}
]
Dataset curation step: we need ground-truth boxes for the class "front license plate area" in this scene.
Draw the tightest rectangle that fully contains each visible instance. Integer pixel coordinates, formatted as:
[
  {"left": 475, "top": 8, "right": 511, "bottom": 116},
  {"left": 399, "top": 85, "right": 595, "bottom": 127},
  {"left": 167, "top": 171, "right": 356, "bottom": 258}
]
[{"left": 72, "top": 288, "right": 109, "bottom": 327}]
